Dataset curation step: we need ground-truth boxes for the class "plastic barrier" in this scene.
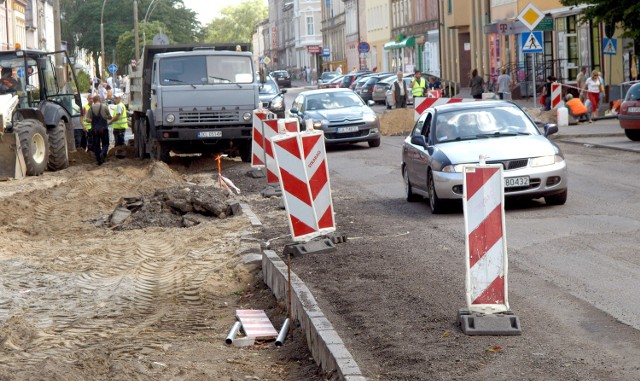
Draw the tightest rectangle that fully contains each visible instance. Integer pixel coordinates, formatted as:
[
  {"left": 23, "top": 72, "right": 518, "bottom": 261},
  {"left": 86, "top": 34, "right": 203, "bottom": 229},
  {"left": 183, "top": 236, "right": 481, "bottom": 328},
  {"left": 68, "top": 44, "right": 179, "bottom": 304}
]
[
  {"left": 551, "top": 83, "right": 562, "bottom": 109},
  {"left": 251, "top": 109, "right": 275, "bottom": 168},
  {"left": 414, "top": 97, "right": 478, "bottom": 120},
  {"left": 462, "top": 164, "right": 510, "bottom": 314},
  {"left": 262, "top": 118, "right": 300, "bottom": 186}
]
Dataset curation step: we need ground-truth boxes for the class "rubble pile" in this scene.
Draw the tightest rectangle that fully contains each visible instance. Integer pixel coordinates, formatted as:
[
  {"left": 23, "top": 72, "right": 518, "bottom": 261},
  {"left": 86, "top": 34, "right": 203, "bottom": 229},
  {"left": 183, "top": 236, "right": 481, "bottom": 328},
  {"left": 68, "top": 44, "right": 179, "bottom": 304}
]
[{"left": 107, "top": 185, "right": 241, "bottom": 230}]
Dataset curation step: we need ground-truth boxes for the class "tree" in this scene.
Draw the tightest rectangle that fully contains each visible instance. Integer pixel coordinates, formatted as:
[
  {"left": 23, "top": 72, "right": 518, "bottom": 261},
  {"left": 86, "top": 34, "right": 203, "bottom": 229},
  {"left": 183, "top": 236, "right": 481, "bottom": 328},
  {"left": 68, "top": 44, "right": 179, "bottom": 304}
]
[
  {"left": 115, "top": 21, "right": 173, "bottom": 69},
  {"left": 202, "top": 0, "right": 267, "bottom": 44},
  {"left": 560, "top": 0, "right": 640, "bottom": 41}
]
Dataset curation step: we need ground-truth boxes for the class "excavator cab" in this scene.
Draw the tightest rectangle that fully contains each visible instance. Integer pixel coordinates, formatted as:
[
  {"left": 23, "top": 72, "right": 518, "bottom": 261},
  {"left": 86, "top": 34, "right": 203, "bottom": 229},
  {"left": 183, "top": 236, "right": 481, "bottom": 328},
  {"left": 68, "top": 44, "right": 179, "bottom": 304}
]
[{"left": 0, "top": 49, "right": 82, "bottom": 178}]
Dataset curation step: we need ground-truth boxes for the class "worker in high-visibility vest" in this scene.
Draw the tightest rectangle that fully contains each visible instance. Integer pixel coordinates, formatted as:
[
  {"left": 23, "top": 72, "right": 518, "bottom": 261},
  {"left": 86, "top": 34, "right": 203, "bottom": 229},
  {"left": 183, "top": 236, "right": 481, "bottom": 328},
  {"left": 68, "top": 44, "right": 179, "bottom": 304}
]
[
  {"left": 82, "top": 94, "right": 93, "bottom": 151},
  {"left": 111, "top": 94, "right": 128, "bottom": 157},
  {"left": 410, "top": 70, "right": 426, "bottom": 98}
]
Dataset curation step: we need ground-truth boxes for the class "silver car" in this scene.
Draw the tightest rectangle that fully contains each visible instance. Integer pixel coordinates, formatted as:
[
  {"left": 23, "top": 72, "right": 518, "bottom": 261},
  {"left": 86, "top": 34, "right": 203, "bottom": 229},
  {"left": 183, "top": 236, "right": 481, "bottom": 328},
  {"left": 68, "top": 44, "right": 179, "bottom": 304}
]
[
  {"left": 289, "top": 88, "right": 381, "bottom": 147},
  {"left": 402, "top": 101, "right": 568, "bottom": 213}
]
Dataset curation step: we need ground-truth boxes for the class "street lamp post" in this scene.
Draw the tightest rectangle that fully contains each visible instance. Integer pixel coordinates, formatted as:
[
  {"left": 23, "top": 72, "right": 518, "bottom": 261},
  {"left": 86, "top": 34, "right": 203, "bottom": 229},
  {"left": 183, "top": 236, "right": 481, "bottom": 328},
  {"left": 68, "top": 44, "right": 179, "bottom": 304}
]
[
  {"left": 133, "top": 0, "right": 140, "bottom": 61},
  {"left": 100, "top": 0, "right": 108, "bottom": 79}
]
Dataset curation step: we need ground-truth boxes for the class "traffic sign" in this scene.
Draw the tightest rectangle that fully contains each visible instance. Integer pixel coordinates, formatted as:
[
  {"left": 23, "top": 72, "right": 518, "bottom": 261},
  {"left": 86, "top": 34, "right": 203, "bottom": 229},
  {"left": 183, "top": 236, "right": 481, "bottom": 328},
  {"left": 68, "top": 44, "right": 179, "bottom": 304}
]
[
  {"left": 603, "top": 38, "right": 617, "bottom": 55},
  {"left": 357, "top": 42, "right": 370, "bottom": 53},
  {"left": 259, "top": 56, "right": 271, "bottom": 65},
  {"left": 16, "top": 67, "right": 24, "bottom": 78},
  {"left": 521, "top": 31, "right": 543, "bottom": 53},
  {"left": 517, "top": 3, "right": 544, "bottom": 31},
  {"left": 108, "top": 63, "right": 118, "bottom": 74},
  {"left": 322, "top": 47, "right": 330, "bottom": 57}
]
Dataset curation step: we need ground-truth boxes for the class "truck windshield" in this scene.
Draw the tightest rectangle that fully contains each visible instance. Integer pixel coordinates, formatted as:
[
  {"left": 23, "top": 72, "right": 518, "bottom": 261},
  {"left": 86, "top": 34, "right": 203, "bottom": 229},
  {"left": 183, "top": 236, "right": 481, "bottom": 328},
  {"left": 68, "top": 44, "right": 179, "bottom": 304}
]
[{"left": 159, "top": 55, "right": 253, "bottom": 85}]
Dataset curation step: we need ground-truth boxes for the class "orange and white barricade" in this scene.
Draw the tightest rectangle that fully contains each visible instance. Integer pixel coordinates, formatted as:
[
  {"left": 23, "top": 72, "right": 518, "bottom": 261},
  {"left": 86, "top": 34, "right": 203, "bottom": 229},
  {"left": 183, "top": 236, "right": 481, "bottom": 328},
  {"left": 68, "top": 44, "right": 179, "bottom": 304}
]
[
  {"left": 262, "top": 118, "right": 300, "bottom": 186},
  {"left": 551, "top": 83, "right": 562, "bottom": 109},
  {"left": 271, "top": 129, "right": 335, "bottom": 241},
  {"left": 462, "top": 164, "right": 509, "bottom": 314},
  {"left": 251, "top": 109, "right": 275, "bottom": 168},
  {"left": 414, "top": 97, "right": 477, "bottom": 120}
]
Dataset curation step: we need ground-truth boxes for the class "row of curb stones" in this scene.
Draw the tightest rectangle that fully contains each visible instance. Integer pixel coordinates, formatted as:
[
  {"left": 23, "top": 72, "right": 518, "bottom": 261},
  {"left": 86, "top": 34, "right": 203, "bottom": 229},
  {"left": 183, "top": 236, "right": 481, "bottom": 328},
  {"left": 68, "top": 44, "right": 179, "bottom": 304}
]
[{"left": 237, "top": 204, "right": 366, "bottom": 380}]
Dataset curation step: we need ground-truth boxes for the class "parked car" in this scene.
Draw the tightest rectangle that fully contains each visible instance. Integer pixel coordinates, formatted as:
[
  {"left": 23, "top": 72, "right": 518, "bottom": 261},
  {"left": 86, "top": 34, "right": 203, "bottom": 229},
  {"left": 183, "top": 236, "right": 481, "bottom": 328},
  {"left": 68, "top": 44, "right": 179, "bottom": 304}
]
[
  {"left": 358, "top": 73, "right": 395, "bottom": 102},
  {"left": 258, "top": 77, "right": 287, "bottom": 118},
  {"left": 402, "top": 101, "right": 568, "bottom": 213},
  {"left": 352, "top": 73, "right": 375, "bottom": 92},
  {"left": 618, "top": 82, "right": 640, "bottom": 141},
  {"left": 317, "top": 71, "right": 340, "bottom": 89},
  {"left": 269, "top": 70, "right": 291, "bottom": 88},
  {"left": 373, "top": 75, "right": 398, "bottom": 104},
  {"left": 289, "top": 88, "right": 381, "bottom": 148},
  {"left": 326, "top": 75, "right": 345, "bottom": 88},
  {"left": 340, "top": 71, "right": 372, "bottom": 88}
]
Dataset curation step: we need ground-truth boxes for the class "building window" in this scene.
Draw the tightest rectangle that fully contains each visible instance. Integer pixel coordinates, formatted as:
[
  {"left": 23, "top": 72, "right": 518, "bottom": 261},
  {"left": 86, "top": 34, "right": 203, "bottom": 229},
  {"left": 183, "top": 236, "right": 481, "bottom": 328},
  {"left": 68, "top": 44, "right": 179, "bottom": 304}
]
[
  {"left": 307, "top": 16, "right": 314, "bottom": 36},
  {"left": 448, "top": 0, "right": 452, "bottom": 14}
]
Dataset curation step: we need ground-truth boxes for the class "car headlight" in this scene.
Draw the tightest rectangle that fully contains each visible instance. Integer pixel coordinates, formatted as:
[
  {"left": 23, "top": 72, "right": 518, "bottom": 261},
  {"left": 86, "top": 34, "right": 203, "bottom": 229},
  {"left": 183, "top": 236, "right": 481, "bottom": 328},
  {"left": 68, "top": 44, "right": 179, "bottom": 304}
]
[
  {"left": 165, "top": 114, "right": 175, "bottom": 123},
  {"left": 363, "top": 114, "right": 377, "bottom": 123},
  {"left": 442, "top": 163, "right": 472, "bottom": 173},
  {"left": 272, "top": 97, "right": 284, "bottom": 110},
  {"left": 313, "top": 119, "right": 329, "bottom": 128},
  {"left": 243, "top": 112, "right": 252, "bottom": 121},
  {"left": 530, "top": 155, "right": 563, "bottom": 167}
]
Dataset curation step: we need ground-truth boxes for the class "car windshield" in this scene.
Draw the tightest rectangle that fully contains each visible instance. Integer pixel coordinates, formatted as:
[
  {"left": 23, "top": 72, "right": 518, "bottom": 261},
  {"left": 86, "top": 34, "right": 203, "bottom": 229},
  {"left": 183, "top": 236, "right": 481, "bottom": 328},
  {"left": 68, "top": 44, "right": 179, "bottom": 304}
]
[
  {"left": 159, "top": 55, "right": 253, "bottom": 85},
  {"left": 435, "top": 106, "right": 540, "bottom": 143},
  {"left": 306, "top": 92, "right": 364, "bottom": 110},
  {"left": 259, "top": 81, "right": 279, "bottom": 94},
  {"left": 625, "top": 84, "right": 640, "bottom": 101}
]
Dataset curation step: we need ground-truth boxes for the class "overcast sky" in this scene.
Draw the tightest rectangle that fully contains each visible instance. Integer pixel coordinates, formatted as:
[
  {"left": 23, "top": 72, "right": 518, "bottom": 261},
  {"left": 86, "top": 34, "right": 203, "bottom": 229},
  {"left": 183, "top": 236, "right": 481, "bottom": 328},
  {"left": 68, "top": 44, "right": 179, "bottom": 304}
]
[{"left": 183, "top": 0, "right": 269, "bottom": 25}]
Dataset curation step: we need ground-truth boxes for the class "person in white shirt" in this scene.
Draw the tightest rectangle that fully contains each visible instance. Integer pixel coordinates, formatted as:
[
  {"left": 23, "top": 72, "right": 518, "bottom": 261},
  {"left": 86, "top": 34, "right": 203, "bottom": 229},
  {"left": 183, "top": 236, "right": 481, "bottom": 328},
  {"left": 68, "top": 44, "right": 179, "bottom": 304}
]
[
  {"left": 496, "top": 69, "right": 512, "bottom": 100},
  {"left": 393, "top": 71, "right": 408, "bottom": 108},
  {"left": 584, "top": 70, "right": 602, "bottom": 120}
]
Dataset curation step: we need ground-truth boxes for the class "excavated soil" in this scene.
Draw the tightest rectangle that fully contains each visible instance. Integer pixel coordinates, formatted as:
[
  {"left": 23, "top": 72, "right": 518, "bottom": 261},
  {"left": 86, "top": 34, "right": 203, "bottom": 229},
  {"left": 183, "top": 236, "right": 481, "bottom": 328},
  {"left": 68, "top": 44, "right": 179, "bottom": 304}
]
[
  {"left": 0, "top": 149, "right": 323, "bottom": 380},
  {"left": 380, "top": 108, "right": 415, "bottom": 136}
]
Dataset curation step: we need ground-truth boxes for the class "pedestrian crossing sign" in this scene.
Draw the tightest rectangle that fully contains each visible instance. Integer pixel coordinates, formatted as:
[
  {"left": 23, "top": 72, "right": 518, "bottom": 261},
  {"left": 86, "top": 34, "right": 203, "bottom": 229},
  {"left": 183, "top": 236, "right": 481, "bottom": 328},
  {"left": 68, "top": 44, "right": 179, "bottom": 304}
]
[
  {"left": 521, "top": 31, "right": 543, "bottom": 53},
  {"left": 603, "top": 38, "right": 617, "bottom": 55}
]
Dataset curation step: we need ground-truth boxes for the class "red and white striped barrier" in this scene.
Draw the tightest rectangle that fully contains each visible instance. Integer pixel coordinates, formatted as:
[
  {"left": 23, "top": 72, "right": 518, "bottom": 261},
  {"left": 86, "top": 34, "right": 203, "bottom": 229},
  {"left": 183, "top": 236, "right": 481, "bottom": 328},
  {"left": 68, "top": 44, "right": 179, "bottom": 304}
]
[
  {"left": 262, "top": 119, "right": 300, "bottom": 185},
  {"left": 414, "top": 97, "right": 478, "bottom": 120},
  {"left": 462, "top": 164, "right": 510, "bottom": 314},
  {"left": 251, "top": 109, "right": 275, "bottom": 168},
  {"left": 272, "top": 129, "right": 335, "bottom": 241},
  {"left": 551, "top": 83, "right": 562, "bottom": 109}
]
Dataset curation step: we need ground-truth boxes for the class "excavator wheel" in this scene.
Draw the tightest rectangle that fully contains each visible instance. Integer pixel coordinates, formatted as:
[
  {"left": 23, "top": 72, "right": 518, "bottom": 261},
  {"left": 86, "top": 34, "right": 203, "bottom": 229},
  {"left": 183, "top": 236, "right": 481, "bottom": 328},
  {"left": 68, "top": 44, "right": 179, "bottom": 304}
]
[
  {"left": 47, "top": 119, "right": 69, "bottom": 171},
  {"left": 15, "top": 119, "right": 48, "bottom": 176}
]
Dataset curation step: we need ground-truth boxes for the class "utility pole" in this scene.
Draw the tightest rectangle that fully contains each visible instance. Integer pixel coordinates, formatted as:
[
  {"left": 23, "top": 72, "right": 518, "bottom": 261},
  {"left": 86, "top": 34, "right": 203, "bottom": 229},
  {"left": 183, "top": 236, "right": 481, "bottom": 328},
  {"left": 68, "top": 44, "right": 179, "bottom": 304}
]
[{"left": 134, "top": 0, "right": 140, "bottom": 62}]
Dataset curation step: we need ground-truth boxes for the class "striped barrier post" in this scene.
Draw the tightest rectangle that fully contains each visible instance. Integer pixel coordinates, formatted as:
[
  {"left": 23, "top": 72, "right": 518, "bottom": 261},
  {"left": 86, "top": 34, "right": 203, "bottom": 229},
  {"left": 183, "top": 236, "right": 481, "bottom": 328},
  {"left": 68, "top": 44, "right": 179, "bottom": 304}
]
[
  {"left": 263, "top": 118, "right": 300, "bottom": 186},
  {"left": 251, "top": 109, "right": 275, "bottom": 168},
  {"left": 272, "top": 129, "right": 335, "bottom": 242},
  {"left": 414, "top": 97, "right": 478, "bottom": 120},
  {"left": 551, "top": 83, "right": 562, "bottom": 109},
  {"left": 458, "top": 162, "right": 521, "bottom": 335}
]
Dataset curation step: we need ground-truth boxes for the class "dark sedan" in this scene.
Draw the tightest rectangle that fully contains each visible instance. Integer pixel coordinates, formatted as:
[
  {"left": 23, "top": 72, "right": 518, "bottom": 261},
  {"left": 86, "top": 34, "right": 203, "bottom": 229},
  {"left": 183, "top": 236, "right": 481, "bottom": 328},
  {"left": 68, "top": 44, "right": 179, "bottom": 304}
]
[
  {"left": 259, "top": 78, "right": 287, "bottom": 118},
  {"left": 269, "top": 70, "right": 291, "bottom": 88},
  {"left": 289, "top": 88, "right": 381, "bottom": 148},
  {"left": 358, "top": 73, "right": 395, "bottom": 102}
]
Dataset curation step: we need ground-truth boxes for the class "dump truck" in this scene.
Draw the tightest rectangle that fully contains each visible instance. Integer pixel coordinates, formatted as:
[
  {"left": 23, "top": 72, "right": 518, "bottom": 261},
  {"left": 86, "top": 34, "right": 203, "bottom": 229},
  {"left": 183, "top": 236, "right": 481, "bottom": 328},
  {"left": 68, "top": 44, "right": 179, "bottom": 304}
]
[
  {"left": 0, "top": 49, "right": 81, "bottom": 179},
  {"left": 128, "top": 43, "right": 261, "bottom": 162}
]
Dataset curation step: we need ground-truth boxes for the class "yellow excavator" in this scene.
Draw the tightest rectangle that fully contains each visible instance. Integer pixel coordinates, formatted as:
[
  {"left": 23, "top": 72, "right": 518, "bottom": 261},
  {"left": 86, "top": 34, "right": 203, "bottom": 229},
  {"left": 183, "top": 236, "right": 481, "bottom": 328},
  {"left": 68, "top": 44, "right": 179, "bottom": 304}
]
[{"left": 0, "top": 49, "right": 82, "bottom": 179}]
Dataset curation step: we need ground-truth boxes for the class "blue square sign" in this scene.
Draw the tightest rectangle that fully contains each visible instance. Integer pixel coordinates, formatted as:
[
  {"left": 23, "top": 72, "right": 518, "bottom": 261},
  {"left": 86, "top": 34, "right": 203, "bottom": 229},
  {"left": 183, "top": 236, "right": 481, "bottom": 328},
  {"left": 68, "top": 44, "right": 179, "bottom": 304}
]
[{"left": 521, "top": 31, "right": 543, "bottom": 53}]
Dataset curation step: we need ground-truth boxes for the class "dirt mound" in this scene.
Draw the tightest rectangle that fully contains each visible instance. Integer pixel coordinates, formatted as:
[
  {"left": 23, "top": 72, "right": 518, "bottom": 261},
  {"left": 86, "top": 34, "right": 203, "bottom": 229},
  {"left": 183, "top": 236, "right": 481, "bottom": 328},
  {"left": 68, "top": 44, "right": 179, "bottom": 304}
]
[
  {"left": 108, "top": 185, "right": 239, "bottom": 230},
  {"left": 524, "top": 107, "right": 557, "bottom": 124},
  {"left": 380, "top": 108, "right": 414, "bottom": 136}
]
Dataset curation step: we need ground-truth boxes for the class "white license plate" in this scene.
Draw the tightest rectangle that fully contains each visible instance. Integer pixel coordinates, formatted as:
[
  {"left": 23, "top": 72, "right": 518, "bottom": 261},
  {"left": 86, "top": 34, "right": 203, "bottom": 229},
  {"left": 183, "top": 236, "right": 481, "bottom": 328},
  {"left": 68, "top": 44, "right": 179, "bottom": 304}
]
[
  {"left": 337, "top": 126, "right": 359, "bottom": 133},
  {"left": 628, "top": 107, "right": 640, "bottom": 113},
  {"left": 505, "top": 176, "right": 529, "bottom": 188},
  {"left": 198, "top": 131, "right": 222, "bottom": 138}
]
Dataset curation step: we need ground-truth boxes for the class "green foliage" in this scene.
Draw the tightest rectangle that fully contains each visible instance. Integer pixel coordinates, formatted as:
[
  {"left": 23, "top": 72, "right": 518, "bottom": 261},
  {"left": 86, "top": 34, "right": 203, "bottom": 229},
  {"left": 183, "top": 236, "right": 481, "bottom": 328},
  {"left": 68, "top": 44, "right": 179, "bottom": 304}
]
[
  {"left": 560, "top": 0, "right": 640, "bottom": 41},
  {"left": 74, "top": 70, "right": 92, "bottom": 93},
  {"left": 115, "top": 21, "right": 172, "bottom": 70},
  {"left": 202, "top": 0, "right": 267, "bottom": 44}
]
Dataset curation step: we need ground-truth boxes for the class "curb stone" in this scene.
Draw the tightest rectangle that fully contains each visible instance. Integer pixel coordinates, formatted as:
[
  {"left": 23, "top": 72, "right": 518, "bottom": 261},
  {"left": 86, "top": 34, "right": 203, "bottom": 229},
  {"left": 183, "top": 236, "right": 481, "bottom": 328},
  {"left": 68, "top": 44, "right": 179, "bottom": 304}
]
[{"left": 262, "top": 249, "right": 366, "bottom": 380}]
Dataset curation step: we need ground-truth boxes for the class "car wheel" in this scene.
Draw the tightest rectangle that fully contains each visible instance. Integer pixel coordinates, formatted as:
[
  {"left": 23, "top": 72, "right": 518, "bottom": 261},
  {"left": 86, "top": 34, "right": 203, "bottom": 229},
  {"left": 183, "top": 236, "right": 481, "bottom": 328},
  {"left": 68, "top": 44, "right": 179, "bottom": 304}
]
[
  {"left": 403, "top": 166, "right": 420, "bottom": 202},
  {"left": 427, "top": 170, "right": 445, "bottom": 214},
  {"left": 624, "top": 129, "right": 640, "bottom": 141},
  {"left": 368, "top": 138, "right": 381, "bottom": 148},
  {"left": 545, "top": 189, "right": 568, "bottom": 206}
]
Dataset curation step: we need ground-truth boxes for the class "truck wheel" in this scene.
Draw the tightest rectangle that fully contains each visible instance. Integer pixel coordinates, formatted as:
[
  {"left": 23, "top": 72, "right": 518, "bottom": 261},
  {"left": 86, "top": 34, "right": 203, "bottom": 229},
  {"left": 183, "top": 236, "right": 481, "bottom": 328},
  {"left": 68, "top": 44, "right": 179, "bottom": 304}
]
[
  {"left": 134, "top": 119, "right": 147, "bottom": 159},
  {"left": 15, "top": 119, "right": 48, "bottom": 176},
  {"left": 152, "top": 141, "right": 171, "bottom": 163},
  {"left": 47, "top": 120, "right": 69, "bottom": 171},
  {"left": 239, "top": 143, "right": 251, "bottom": 163}
]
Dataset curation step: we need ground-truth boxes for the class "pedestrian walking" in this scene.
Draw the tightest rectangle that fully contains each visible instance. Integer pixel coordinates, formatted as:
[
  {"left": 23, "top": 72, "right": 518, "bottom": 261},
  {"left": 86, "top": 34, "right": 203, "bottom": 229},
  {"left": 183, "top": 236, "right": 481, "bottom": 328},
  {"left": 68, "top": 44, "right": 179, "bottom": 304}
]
[
  {"left": 393, "top": 71, "right": 408, "bottom": 108},
  {"left": 305, "top": 66, "right": 311, "bottom": 84},
  {"left": 584, "top": 70, "right": 603, "bottom": 120},
  {"left": 576, "top": 66, "right": 587, "bottom": 102},
  {"left": 410, "top": 70, "right": 426, "bottom": 98},
  {"left": 470, "top": 69, "right": 485, "bottom": 99},
  {"left": 111, "top": 94, "right": 128, "bottom": 158},
  {"left": 336, "top": 65, "right": 342, "bottom": 75},
  {"left": 86, "top": 95, "right": 112, "bottom": 165},
  {"left": 98, "top": 82, "right": 107, "bottom": 102},
  {"left": 311, "top": 68, "right": 317, "bottom": 85},
  {"left": 496, "top": 69, "right": 512, "bottom": 100},
  {"left": 542, "top": 75, "right": 556, "bottom": 111}
]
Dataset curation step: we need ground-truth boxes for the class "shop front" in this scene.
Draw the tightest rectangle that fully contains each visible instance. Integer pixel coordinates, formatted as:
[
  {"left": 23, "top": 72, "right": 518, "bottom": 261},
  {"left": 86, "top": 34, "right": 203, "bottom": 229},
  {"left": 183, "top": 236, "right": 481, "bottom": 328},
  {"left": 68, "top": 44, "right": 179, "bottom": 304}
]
[{"left": 383, "top": 35, "right": 415, "bottom": 73}]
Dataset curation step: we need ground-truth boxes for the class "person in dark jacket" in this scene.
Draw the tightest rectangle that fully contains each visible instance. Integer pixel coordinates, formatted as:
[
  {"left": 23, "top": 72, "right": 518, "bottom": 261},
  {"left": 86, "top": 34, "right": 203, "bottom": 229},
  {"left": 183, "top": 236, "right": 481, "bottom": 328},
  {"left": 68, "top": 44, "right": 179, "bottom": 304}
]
[
  {"left": 393, "top": 71, "right": 408, "bottom": 108},
  {"left": 470, "top": 69, "right": 485, "bottom": 99},
  {"left": 86, "top": 95, "right": 113, "bottom": 165}
]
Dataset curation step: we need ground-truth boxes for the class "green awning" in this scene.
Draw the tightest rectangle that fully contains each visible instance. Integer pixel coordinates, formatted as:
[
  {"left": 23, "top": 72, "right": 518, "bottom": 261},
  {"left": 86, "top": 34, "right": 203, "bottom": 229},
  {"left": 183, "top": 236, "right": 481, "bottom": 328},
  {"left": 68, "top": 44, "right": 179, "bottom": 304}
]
[{"left": 383, "top": 36, "right": 415, "bottom": 50}]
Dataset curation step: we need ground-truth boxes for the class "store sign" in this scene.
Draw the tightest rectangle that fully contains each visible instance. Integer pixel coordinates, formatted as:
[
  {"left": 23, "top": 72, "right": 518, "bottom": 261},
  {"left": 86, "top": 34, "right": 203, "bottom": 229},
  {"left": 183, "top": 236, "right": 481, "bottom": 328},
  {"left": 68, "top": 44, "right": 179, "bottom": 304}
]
[
  {"left": 533, "top": 17, "right": 553, "bottom": 31},
  {"left": 307, "top": 45, "right": 322, "bottom": 54}
]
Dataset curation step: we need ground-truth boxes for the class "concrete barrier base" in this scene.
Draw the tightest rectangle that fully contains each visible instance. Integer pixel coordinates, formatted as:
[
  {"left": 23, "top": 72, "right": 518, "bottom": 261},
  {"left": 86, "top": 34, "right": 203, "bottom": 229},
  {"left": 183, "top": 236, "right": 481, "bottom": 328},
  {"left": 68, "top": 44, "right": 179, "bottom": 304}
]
[
  {"left": 283, "top": 238, "right": 336, "bottom": 257},
  {"left": 458, "top": 309, "right": 522, "bottom": 336}
]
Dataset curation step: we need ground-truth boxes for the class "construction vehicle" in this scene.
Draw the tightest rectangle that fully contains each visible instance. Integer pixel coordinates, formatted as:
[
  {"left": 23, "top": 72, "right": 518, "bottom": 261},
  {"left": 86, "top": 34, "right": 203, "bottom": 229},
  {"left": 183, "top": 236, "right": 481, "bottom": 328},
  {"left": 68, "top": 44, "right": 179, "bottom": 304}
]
[
  {"left": 128, "top": 43, "right": 260, "bottom": 162},
  {"left": 0, "top": 49, "right": 82, "bottom": 179}
]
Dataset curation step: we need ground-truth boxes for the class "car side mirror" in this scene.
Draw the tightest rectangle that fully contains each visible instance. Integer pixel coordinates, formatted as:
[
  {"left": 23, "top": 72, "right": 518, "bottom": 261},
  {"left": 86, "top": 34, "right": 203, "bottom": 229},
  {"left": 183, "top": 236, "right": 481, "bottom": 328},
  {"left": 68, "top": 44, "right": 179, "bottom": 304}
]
[
  {"left": 290, "top": 107, "right": 299, "bottom": 114},
  {"left": 281, "top": 89, "right": 287, "bottom": 94},
  {"left": 367, "top": 100, "right": 375, "bottom": 107},
  {"left": 410, "top": 135, "right": 427, "bottom": 148},
  {"left": 544, "top": 123, "right": 558, "bottom": 137}
]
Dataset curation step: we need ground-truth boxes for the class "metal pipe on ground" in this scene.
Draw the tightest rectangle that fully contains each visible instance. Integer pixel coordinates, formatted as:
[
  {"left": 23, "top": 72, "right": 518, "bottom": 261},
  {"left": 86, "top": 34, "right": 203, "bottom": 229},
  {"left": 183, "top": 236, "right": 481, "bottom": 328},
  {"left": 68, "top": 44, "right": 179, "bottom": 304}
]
[
  {"left": 225, "top": 321, "right": 242, "bottom": 345},
  {"left": 275, "top": 318, "right": 290, "bottom": 347}
]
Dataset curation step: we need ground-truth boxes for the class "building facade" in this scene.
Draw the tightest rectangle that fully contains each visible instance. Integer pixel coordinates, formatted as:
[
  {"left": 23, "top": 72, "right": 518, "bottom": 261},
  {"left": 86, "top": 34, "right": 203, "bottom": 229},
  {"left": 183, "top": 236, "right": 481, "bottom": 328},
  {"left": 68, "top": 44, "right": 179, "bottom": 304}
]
[
  {"left": 321, "top": 0, "right": 347, "bottom": 73},
  {"left": 365, "top": 0, "right": 391, "bottom": 72}
]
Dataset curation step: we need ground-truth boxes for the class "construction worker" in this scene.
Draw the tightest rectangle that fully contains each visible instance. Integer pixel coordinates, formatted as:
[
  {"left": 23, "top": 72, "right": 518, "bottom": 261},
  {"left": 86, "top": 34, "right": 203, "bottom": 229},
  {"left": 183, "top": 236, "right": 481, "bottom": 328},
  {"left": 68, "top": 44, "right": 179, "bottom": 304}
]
[
  {"left": 111, "top": 94, "right": 128, "bottom": 158},
  {"left": 87, "top": 95, "right": 112, "bottom": 165},
  {"left": 82, "top": 95, "right": 93, "bottom": 151},
  {"left": 410, "top": 70, "right": 426, "bottom": 98}
]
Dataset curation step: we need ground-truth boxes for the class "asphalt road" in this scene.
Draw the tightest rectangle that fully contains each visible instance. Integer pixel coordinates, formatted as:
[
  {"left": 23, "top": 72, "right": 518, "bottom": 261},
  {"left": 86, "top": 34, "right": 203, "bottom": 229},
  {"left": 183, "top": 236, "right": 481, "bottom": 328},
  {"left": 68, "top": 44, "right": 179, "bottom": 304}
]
[{"left": 276, "top": 84, "right": 640, "bottom": 379}]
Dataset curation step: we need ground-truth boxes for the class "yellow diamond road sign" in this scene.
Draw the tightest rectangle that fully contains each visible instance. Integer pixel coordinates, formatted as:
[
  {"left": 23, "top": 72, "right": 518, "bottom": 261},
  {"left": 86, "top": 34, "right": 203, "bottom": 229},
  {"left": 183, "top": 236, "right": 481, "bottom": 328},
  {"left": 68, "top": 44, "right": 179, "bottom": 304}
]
[{"left": 518, "top": 3, "right": 544, "bottom": 31}]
